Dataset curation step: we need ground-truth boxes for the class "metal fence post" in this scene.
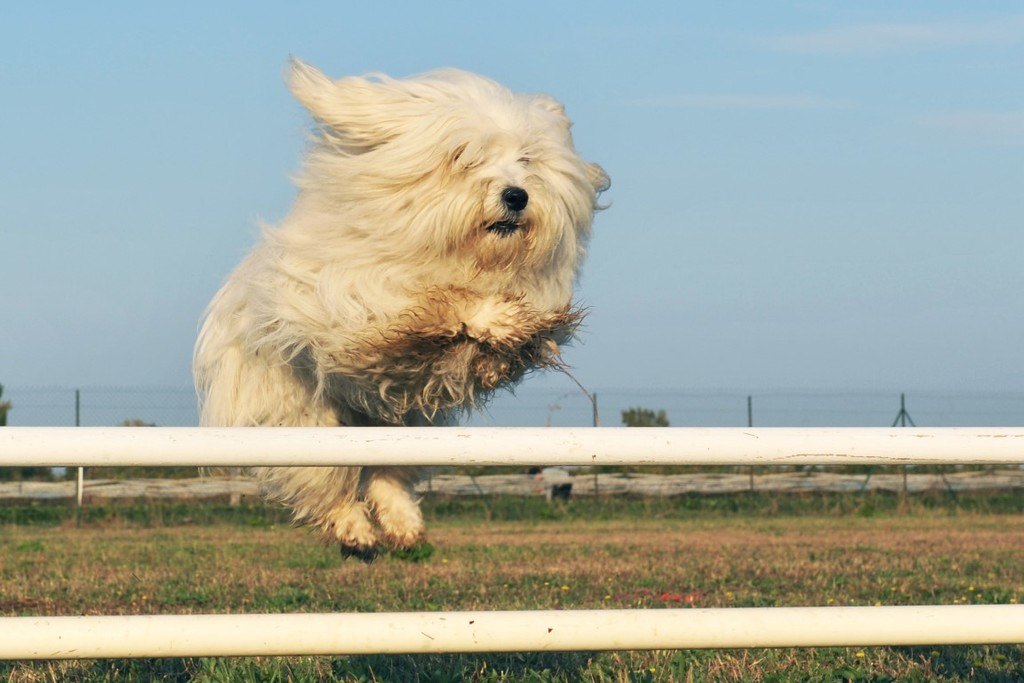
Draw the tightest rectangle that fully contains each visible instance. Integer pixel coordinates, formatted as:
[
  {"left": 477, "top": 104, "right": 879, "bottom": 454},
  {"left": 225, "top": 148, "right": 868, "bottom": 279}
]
[
  {"left": 747, "top": 395, "right": 755, "bottom": 492},
  {"left": 75, "top": 389, "right": 83, "bottom": 508},
  {"left": 592, "top": 393, "right": 599, "bottom": 497}
]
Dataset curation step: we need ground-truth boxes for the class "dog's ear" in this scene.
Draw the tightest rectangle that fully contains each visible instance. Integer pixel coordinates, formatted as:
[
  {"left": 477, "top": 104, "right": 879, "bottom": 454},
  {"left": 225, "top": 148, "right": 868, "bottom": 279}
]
[
  {"left": 534, "top": 95, "right": 567, "bottom": 118},
  {"left": 287, "top": 57, "right": 408, "bottom": 151},
  {"left": 586, "top": 163, "right": 610, "bottom": 195},
  {"left": 288, "top": 58, "right": 337, "bottom": 119}
]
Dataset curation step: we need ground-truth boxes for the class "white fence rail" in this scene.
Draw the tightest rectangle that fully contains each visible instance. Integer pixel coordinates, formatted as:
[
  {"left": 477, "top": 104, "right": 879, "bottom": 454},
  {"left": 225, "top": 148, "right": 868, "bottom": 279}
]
[
  {"left": 4, "top": 606, "right": 1024, "bottom": 659},
  {"left": 1, "top": 426, "right": 1023, "bottom": 659},
  {"left": 3, "top": 426, "right": 1024, "bottom": 467}
]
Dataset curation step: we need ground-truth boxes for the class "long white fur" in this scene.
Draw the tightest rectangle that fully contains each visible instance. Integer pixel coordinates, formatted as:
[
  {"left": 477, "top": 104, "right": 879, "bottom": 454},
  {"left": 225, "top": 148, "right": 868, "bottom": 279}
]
[{"left": 194, "top": 59, "right": 608, "bottom": 552}]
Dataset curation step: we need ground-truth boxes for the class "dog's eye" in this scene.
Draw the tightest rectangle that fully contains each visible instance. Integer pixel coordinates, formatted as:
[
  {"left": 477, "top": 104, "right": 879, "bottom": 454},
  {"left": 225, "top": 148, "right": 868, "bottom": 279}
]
[
  {"left": 451, "top": 145, "right": 484, "bottom": 170},
  {"left": 518, "top": 156, "right": 532, "bottom": 166}
]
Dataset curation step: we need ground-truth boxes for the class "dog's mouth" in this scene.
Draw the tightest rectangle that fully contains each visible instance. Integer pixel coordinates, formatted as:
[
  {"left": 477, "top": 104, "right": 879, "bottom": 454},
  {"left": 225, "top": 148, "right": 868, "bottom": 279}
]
[{"left": 485, "top": 220, "right": 523, "bottom": 237}]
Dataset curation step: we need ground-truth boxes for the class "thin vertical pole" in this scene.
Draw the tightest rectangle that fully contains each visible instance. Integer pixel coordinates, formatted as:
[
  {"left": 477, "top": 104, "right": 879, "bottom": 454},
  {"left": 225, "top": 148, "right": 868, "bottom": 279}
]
[
  {"left": 747, "top": 395, "right": 755, "bottom": 492},
  {"left": 75, "top": 389, "right": 83, "bottom": 508},
  {"left": 901, "top": 394, "right": 907, "bottom": 498},
  {"left": 592, "top": 393, "right": 599, "bottom": 498},
  {"left": 891, "top": 393, "right": 915, "bottom": 429},
  {"left": 894, "top": 393, "right": 910, "bottom": 496}
]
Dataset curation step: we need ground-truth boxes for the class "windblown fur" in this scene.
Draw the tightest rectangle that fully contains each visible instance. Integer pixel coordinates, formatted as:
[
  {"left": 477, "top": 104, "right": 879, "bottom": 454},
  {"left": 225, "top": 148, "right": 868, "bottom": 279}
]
[{"left": 193, "top": 59, "right": 608, "bottom": 554}]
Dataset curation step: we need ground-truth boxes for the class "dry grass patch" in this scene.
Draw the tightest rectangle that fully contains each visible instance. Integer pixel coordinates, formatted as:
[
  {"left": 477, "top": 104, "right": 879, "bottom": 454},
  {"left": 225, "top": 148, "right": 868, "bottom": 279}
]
[{"left": 2, "top": 509, "right": 1023, "bottom": 680}]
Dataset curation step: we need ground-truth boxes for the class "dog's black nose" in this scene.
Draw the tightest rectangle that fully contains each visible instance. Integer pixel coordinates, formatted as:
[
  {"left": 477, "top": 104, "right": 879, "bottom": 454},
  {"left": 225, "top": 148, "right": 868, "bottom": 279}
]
[{"left": 501, "top": 187, "right": 529, "bottom": 212}]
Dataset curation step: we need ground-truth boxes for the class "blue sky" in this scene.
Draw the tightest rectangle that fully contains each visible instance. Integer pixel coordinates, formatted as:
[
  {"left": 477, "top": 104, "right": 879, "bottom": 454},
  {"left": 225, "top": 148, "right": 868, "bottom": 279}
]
[{"left": 2, "top": 2, "right": 1022, "bottom": 397}]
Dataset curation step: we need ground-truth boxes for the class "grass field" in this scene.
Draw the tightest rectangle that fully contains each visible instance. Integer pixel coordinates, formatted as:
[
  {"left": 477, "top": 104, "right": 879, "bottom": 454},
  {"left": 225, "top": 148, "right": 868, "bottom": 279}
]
[{"left": 2, "top": 493, "right": 1023, "bottom": 681}]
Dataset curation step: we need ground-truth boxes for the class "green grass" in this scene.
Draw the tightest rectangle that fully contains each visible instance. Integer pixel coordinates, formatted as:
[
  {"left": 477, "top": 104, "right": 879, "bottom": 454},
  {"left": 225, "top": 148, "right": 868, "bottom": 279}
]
[
  {"left": 3, "top": 489, "right": 1022, "bottom": 528},
  {"left": 1, "top": 493, "right": 1023, "bottom": 681}
]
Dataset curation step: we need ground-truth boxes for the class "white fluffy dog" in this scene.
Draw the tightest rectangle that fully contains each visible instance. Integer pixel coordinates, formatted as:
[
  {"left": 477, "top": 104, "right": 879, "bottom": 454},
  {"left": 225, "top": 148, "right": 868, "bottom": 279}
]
[{"left": 194, "top": 59, "right": 608, "bottom": 557}]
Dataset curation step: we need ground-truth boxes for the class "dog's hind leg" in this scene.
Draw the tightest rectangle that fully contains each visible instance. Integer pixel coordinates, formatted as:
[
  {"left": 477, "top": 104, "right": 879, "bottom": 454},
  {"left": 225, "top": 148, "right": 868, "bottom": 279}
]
[
  {"left": 197, "top": 342, "right": 379, "bottom": 551},
  {"left": 326, "top": 500, "right": 379, "bottom": 555},
  {"left": 364, "top": 467, "right": 424, "bottom": 549},
  {"left": 259, "top": 465, "right": 379, "bottom": 551}
]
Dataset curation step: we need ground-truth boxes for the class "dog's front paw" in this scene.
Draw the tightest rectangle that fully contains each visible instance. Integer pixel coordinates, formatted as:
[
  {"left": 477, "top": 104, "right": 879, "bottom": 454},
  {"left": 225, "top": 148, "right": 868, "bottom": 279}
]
[{"left": 461, "top": 295, "right": 532, "bottom": 346}]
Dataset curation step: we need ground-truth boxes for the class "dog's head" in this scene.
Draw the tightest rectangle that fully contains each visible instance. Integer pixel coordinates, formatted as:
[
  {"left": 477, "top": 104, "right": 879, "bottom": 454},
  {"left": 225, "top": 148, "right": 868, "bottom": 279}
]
[
  {"left": 282, "top": 60, "right": 608, "bottom": 419},
  {"left": 287, "top": 59, "right": 608, "bottom": 310}
]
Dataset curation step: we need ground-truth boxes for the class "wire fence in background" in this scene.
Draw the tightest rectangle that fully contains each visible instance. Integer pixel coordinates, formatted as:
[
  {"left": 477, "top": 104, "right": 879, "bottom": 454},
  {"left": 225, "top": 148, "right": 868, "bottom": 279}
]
[
  {"left": 4, "top": 387, "right": 199, "bottom": 428},
  {"left": 476, "top": 389, "right": 1024, "bottom": 429},
  {"left": 4, "top": 385, "right": 1024, "bottom": 429}
]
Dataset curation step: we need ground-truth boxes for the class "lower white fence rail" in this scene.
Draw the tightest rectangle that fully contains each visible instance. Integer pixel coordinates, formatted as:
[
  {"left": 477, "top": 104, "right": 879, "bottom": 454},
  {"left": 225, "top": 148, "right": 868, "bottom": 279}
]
[
  {"left": 4, "top": 607, "right": 1023, "bottom": 659},
  {"left": 1, "top": 427, "right": 1023, "bottom": 659}
]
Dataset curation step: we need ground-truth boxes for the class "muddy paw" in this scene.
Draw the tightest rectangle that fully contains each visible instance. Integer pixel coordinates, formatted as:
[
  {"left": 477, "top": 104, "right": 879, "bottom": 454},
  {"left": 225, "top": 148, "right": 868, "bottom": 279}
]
[{"left": 339, "top": 544, "right": 379, "bottom": 563}]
